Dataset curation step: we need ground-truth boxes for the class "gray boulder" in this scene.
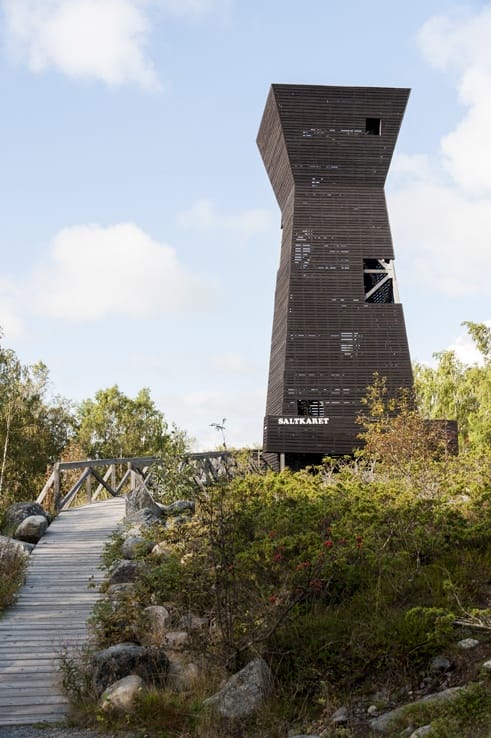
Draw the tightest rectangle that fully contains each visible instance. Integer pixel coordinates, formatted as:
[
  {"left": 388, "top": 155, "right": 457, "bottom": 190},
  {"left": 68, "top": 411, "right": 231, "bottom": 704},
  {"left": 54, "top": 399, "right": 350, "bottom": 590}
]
[
  {"left": 159, "top": 500, "right": 195, "bottom": 517},
  {"left": 409, "top": 727, "right": 433, "bottom": 738},
  {"left": 109, "top": 559, "right": 140, "bottom": 585},
  {"left": 2, "top": 502, "right": 50, "bottom": 535},
  {"left": 92, "top": 642, "right": 170, "bottom": 696},
  {"left": 163, "top": 631, "right": 189, "bottom": 650},
  {"left": 14, "top": 515, "right": 48, "bottom": 544},
  {"left": 167, "top": 653, "right": 199, "bottom": 693},
  {"left": 370, "top": 686, "right": 464, "bottom": 733},
  {"left": 429, "top": 656, "right": 451, "bottom": 674},
  {"left": 330, "top": 706, "right": 348, "bottom": 724},
  {"left": 126, "top": 487, "right": 163, "bottom": 525},
  {"left": 457, "top": 638, "right": 479, "bottom": 650},
  {"left": 136, "top": 605, "right": 171, "bottom": 646},
  {"left": 100, "top": 674, "right": 144, "bottom": 712},
  {"left": 121, "top": 535, "right": 155, "bottom": 559},
  {"left": 0, "top": 535, "right": 34, "bottom": 557},
  {"left": 204, "top": 657, "right": 272, "bottom": 719}
]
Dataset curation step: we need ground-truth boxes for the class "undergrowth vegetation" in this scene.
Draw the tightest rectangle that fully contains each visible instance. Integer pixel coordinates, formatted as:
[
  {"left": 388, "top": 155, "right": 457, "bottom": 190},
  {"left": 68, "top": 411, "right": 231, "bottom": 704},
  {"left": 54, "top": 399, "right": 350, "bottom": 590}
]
[
  {"left": 0, "top": 542, "right": 27, "bottom": 612},
  {"left": 77, "top": 425, "right": 491, "bottom": 737}
]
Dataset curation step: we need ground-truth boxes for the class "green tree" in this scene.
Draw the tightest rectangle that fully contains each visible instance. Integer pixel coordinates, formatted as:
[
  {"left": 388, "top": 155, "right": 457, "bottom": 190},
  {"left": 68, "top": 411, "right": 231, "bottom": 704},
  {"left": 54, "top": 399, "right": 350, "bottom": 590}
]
[
  {"left": 414, "top": 321, "right": 491, "bottom": 451},
  {"left": 75, "top": 385, "right": 172, "bottom": 459},
  {"left": 356, "top": 373, "right": 453, "bottom": 492},
  {"left": 0, "top": 342, "right": 75, "bottom": 506}
]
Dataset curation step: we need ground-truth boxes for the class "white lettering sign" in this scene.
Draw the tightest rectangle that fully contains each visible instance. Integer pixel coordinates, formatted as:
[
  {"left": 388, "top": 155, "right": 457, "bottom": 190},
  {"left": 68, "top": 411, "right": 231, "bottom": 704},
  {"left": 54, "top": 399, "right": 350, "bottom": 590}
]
[{"left": 277, "top": 417, "right": 330, "bottom": 425}]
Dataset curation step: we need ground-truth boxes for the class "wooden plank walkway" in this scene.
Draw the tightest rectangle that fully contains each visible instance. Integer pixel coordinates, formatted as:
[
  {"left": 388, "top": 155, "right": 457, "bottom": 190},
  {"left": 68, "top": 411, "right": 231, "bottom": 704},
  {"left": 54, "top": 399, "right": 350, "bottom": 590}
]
[{"left": 0, "top": 498, "right": 126, "bottom": 725}]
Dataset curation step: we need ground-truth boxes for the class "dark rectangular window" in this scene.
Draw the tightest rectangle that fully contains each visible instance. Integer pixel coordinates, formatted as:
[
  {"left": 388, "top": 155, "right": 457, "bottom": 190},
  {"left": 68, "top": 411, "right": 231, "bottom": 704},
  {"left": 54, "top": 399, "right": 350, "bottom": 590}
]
[
  {"left": 363, "top": 258, "right": 394, "bottom": 303},
  {"left": 366, "top": 118, "right": 381, "bottom": 135}
]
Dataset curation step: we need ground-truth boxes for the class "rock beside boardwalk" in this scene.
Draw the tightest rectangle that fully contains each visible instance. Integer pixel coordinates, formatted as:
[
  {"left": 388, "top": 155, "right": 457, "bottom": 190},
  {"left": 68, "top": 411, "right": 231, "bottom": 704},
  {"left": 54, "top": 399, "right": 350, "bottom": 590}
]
[
  {"left": 14, "top": 515, "right": 49, "bottom": 544},
  {"left": 2, "top": 502, "right": 50, "bottom": 536},
  {"left": 92, "top": 642, "right": 170, "bottom": 696},
  {"left": 100, "top": 674, "right": 144, "bottom": 713},
  {"left": 125, "top": 487, "right": 163, "bottom": 526},
  {"left": 204, "top": 658, "right": 272, "bottom": 719},
  {"left": 0, "top": 535, "right": 34, "bottom": 557}
]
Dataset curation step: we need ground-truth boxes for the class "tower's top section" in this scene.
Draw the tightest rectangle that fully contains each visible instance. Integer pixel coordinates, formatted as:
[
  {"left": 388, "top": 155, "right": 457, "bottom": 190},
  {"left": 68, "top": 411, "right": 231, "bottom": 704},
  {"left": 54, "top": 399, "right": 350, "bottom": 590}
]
[{"left": 257, "top": 84, "right": 410, "bottom": 209}]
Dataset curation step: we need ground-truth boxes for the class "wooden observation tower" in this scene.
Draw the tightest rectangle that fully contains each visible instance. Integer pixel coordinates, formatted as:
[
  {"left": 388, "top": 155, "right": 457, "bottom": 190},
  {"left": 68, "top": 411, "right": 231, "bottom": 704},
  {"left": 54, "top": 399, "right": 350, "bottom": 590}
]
[{"left": 257, "top": 84, "right": 413, "bottom": 469}]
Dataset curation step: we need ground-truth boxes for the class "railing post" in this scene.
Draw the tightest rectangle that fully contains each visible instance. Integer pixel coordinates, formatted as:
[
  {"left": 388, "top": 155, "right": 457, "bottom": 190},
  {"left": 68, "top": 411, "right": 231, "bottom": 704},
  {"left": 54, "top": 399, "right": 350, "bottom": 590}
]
[
  {"left": 128, "top": 462, "right": 136, "bottom": 492},
  {"left": 111, "top": 463, "right": 116, "bottom": 490},
  {"left": 53, "top": 462, "right": 61, "bottom": 511},
  {"left": 86, "top": 470, "right": 92, "bottom": 503}
]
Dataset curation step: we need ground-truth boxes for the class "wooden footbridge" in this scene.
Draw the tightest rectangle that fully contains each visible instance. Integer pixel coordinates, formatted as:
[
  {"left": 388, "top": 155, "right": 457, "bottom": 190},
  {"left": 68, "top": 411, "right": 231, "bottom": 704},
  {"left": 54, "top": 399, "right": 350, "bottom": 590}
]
[
  {"left": 0, "top": 451, "right": 269, "bottom": 726},
  {"left": 0, "top": 498, "right": 126, "bottom": 725},
  {"left": 0, "top": 456, "right": 160, "bottom": 726}
]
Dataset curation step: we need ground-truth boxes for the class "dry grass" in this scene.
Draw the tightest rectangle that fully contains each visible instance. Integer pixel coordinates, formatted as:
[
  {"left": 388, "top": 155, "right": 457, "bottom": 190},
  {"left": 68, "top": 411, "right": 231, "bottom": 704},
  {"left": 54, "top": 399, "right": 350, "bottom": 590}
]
[{"left": 0, "top": 539, "right": 27, "bottom": 612}]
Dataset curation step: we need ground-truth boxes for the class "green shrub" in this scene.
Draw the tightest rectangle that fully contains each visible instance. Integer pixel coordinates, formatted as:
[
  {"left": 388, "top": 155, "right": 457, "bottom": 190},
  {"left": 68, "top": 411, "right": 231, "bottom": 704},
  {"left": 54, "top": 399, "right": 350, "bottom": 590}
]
[{"left": 84, "top": 447, "right": 491, "bottom": 733}]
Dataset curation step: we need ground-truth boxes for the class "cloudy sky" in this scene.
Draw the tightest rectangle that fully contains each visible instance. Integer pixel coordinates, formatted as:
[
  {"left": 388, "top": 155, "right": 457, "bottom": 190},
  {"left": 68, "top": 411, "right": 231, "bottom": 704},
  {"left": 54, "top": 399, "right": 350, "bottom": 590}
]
[{"left": 0, "top": 0, "right": 489, "bottom": 449}]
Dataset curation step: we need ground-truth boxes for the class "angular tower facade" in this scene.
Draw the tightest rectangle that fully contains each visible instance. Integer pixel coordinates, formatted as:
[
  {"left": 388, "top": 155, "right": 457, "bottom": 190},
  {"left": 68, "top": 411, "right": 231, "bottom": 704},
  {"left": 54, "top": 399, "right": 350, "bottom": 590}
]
[{"left": 258, "top": 84, "right": 413, "bottom": 468}]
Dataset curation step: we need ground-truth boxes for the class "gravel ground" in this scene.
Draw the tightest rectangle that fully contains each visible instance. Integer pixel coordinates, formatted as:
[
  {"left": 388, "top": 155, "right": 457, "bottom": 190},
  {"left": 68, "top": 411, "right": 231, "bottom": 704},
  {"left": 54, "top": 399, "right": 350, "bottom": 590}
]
[{"left": 0, "top": 727, "right": 144, "bottom": 738}]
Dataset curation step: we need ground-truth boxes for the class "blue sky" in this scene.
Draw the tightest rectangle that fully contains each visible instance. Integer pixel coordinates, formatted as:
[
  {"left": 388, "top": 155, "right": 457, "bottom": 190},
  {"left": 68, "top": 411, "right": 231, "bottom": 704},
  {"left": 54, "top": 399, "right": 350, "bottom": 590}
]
[{"left": 0, "top": 0, "right": 490, "bottom": 449}]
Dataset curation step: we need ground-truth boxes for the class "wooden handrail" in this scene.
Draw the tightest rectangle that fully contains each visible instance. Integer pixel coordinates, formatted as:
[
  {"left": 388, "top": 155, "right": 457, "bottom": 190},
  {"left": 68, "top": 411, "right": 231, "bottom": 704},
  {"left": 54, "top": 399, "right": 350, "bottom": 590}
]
[
  {"left": 36, "top": 456, "right": 158, "bottom": 511},
  {"left": 55, "top": 456, "right": 158, "bottom": 472},
  {"left": 36, "top": 451, "right": 272, "bottom": 512}
]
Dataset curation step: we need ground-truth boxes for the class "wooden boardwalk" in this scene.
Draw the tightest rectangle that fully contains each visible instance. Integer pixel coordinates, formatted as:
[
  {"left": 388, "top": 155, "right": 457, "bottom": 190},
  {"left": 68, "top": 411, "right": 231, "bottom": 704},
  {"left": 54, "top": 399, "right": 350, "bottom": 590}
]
[{"left": 0, "top": 498, "right": 126, "bottom": 725}]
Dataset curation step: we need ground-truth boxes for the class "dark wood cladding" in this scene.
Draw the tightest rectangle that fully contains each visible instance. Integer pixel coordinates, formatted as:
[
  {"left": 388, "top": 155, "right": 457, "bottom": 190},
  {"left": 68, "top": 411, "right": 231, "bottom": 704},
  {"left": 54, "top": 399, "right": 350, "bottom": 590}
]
[{"left": 258, "top": 84, "right": 413, "bottom": 459}]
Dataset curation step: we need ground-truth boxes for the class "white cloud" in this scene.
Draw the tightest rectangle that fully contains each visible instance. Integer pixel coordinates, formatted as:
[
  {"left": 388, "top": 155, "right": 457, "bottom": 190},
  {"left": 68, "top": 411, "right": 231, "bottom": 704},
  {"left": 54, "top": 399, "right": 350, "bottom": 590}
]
[
  {"left": 1, "top": 0, "right": 227, "bottom": 88},
  {"left": 418, "top": 6, "right": 491, "bottom": 193},
  {"left": 388, "top": 5, "right": 491, "bottom": 298},
  {"left": 390, "top": 179, "right": 491, "bottom": 296},
  {"left": 2, "top": 0, "right": 159, "bottom": 89},
  {"left": 31, "top": 222, "right": 214, "bottom": 320},
  {"left": 178, "top": 199, "right": 274, "bottom": 239},
  {"left": 418, "top": 7, "right": 491, "bottom": 73}
]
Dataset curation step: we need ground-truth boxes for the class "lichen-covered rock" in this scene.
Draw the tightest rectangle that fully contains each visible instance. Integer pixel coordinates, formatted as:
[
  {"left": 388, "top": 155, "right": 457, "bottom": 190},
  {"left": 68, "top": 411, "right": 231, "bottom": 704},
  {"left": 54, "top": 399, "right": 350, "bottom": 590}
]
[
  {"left": 92, "top": 642, "right": 169, "bottom": 696},
  {"left": 330, "top": 706, "right": 348, "bottom": 724},
  {"left": 160, "top": 500, "right": 195, "bottom": 517},
  {"left": 167, "top": 653, "right": 199, "bottom": 693},
  {"left": 0, "top": 535, "right": 33, "bottom": 557},
  {"left": 429, "top": 655, "right": 451, "bottom": 674},
  {"left": 14, "top": 515, "right": 48, "bottom": 544},
  {"left": 126, "top": 487, "right": 163, "bottom": 525},
  {"left": 203, "top": 657, "right": 272, "bottom": 719},
  {"left": 106, "top": 583, "right": 136, "bottom": 599},
  {"left": 163, "top": 630, "right": 189, "bottom": 650},
  {"left": 370, "top": 687, "right": 464, "bottom": 733},
  {"left": 121, "top": 535, "right": 155, "bottom": 559},
  {"left": 100, "top": 674, "right": 144, "bottom": 712},
  {"left": 136, "top": 605, "right": 171, "bottom": 646},
  {"left": 457, "top": 638, "right": 480, "bottom": 650},
  {"left": 2, "top": 502, "right": 50, "bottom": 535},
  {"left": 409, "top": 726, "right": 432, "bottom": 738},
  {"left": 109, "top": 559, "right": 140, "bottom": 585}
]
